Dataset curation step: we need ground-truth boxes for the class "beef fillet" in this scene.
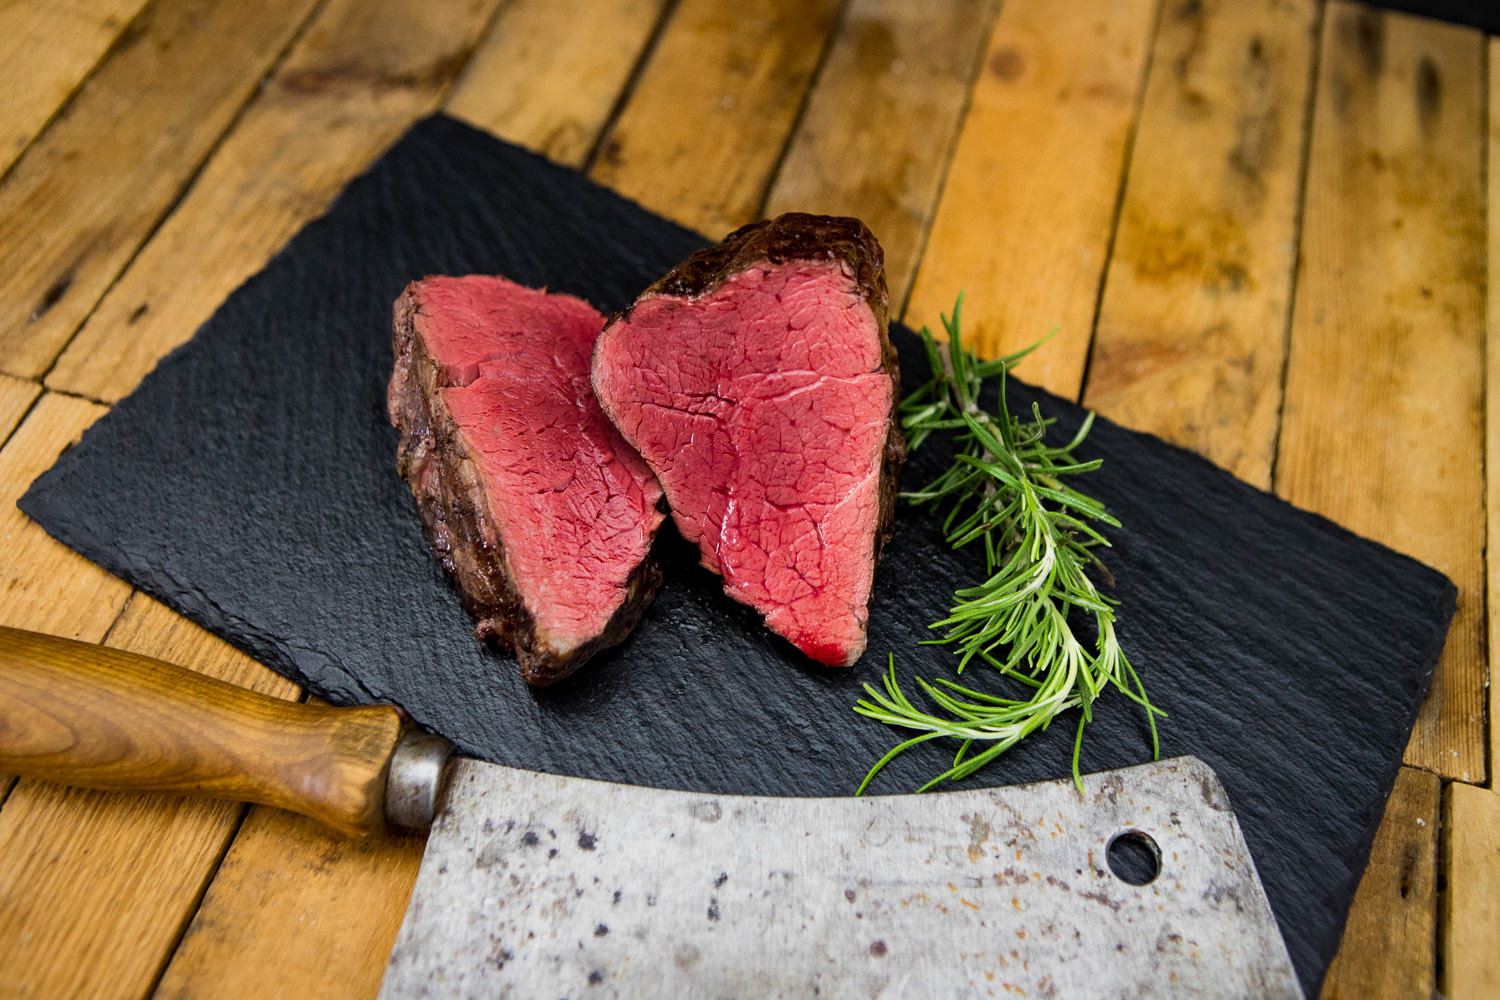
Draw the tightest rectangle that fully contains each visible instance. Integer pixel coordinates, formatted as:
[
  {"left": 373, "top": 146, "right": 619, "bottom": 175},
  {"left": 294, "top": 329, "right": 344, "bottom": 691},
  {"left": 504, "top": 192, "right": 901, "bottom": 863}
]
[
  {"left": 591, "top": 214, "right": 905, "bottom": 667},
  {"left": 389, "top": 275, "right": 665, "bottom": 685}
]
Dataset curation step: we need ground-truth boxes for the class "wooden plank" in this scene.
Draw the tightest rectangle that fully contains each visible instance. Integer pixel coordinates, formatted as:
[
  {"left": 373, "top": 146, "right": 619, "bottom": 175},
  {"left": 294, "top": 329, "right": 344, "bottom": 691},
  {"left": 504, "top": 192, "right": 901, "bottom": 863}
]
[
  {"left": 762, "top": 0, "right": 1000, "bottom": 307},
  {"left": 0, "top": 595, "right": 302, "bottom": 1000},
  {"left": 1488, "top": 32, "right": 1500, "bottom": 806},
  {"left": 903, "top": 0, "right": 1158, "bottom": 394},
  {"left": 588, "top": 0, "right": 843, "bottom": 238},
  {"left": 0, "top": 390, "right": 134, "bottom": 973},
  {"left": 0, "top": 0, "right": 152, "bottom": 177},
  {"left": 153, "top": 806, "right": 426, "bottom": 1000},
  {"left": 1442, "top": 784, "right": 1500, "bottom": 998},
  {"left": 0, "top": 385, "right": 80, "bottom": 807},
  {"left": 0, "top": 393, "right": 130, "bottom": 636},
  {"left": 1453, "top": 38, "right": 1500, "bottom": 1000},
  {"left": 45, "top": 0, "right": 508, "bottom": 403},
  {"left": 1082, "top": 0, "right": 1317, "bottom": 490},
  {"left": 1319, "top": 766, "right": 1440, "bottom": 1000},
  {"left": 445, "top": 0, "right": 671, "bottom": 168},
  {"left": 0, "top": 0, "right": 320, "bottom": 380},
  {"left": 1277, "top": 2, "right": 1485, "bottom": 780},
  {"left": 0, "top": 374, "right": 41, "bottom": 445}
]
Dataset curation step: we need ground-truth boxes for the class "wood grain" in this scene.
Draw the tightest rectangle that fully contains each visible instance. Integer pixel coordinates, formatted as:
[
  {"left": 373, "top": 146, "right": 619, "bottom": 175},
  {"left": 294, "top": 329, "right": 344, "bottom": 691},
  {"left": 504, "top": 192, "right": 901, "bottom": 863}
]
[
  {"left": 2, "top": 2, "right": 516, "bottom": 995},
  {"left": 0, "top": 0, "right": 321, "bottom": 381},
  {"left": 0, "top": 625, "right": 404, "bottom": 836},
  {"left": 1277, "top": 2, "right": 1486, "bottom": 781},
  {"left": 0, "top": 0, "right": 151, "bottom": 177},
  {"left": 1451, "top": 38, "right": 1500, "bottom": 1000},
  {"left": 763, "top": 0, "right": 1000, "bottom": 306},
  {"left": 31, "top": 3, "right": 679, "bottom": 993},
  {"left": 34, "top": 5, "right": 696, "bottom": 995},
  {"left": 445, "top": 0, "right": 671, "bottom": 168},
  {"left": 154, "top": 804, "right": 426, "bottom": 1000},
  {"left": 1319, "top": 766, "right": 1440, "bottom": 1000},
  {"left": 904, "top": 0, "right": 1158, "bottom": 394},
  {"left": 0, "top": 374, "right": 41, "bottom": 445},
  {"left": 0, "top": 389, "right": 114, "bottom": 818},
  {"left": 0, "top": 596, "right": 303, "bottom": 1000},
  {"left": 0, "top": 393, "right": 130, "bottom": 637},
  {"left": 0, "top": 1, "right": 1492, "bottom": 992},
  {"left": 589, "top": 0, "right": 842, "bottom": 238},
  {"left": 1488, "top": 32, "right": 1500, "bottom": 805},
  {"left": 45, "top": 0, "right": 506, "bottom": 403},
  {"left": 1083, "top": 0, "right": 1317, "bottom": 489},
  {"left": 1442, "top": 784, "right": 1500, "bottom": 998}
]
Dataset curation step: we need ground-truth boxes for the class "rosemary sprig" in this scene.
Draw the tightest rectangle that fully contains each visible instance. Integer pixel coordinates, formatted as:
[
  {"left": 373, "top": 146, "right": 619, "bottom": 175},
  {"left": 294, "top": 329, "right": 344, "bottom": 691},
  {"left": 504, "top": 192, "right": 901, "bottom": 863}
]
[{"left": 855, "top": 295, "right": 1161, "bottom": 794}]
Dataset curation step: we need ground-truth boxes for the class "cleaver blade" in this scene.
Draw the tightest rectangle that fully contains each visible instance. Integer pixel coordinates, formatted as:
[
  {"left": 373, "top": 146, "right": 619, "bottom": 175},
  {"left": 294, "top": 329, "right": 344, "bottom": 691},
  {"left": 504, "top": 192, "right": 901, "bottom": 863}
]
[
  {"left": 380, "top": 755, "right": 1301, "bottom": 999},
  {"left": 0, "top": 626, "right": 1299, "bottom": 997}
]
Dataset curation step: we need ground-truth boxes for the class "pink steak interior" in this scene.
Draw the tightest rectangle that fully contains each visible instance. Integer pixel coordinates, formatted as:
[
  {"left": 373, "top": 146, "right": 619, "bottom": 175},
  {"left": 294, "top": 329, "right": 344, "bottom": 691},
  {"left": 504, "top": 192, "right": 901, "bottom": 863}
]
[
  {"left": 419, "top": 275, "right": 663, "bottom": 657},
  {"left": 593, "top": 260, "right": 893, "bottom": 666}
]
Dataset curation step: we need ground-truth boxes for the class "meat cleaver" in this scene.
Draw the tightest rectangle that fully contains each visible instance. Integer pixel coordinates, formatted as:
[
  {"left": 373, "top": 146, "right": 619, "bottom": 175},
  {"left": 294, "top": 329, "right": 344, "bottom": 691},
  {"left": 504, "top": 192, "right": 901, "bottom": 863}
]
[{"left": 0, "top": 625, "right": 1301, "bottom": 998}]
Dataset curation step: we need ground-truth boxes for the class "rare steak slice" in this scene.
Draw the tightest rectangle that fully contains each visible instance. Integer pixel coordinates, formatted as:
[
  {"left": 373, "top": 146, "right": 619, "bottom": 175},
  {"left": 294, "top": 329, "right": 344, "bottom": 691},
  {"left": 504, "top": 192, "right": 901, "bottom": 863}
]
[
  {"left": 591, "top": 214, "right": 905, "bottom": 667},
  {"left": 389, "top": 275, "right": 665, "bottom": 685}
]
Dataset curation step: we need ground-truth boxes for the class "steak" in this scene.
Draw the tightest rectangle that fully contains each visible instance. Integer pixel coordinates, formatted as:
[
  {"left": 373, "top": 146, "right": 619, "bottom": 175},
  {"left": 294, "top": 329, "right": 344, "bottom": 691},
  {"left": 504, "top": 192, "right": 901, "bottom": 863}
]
[
  {"left": 388, "top": 275, "right": 665, "bottom": 685},
  {"left": 591, "top": 214, "right": 905, "bottom": 666}
]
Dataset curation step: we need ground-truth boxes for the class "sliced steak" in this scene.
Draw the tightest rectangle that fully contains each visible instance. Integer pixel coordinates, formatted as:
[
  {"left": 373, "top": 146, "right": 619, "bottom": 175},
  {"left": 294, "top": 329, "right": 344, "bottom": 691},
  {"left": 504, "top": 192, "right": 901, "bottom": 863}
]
[
  {"left": 591, "top": 214, "right": 905, "bottom": 667},
  {"left": 389, "top": 275, "right": 665, "bottom": 685}
]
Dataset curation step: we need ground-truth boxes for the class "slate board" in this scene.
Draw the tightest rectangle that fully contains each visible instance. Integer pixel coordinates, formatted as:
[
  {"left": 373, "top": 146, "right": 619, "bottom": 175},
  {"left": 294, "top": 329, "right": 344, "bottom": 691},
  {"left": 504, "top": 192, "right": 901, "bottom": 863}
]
[{"left": 20, "top": 115, "right": 1454, "bottom": 996}]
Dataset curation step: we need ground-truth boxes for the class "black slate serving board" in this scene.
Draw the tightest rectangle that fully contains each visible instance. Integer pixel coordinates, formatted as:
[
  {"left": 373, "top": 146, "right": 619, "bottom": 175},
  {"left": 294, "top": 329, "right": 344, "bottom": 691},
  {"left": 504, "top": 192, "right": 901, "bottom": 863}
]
[{"left": 21, "top": 115, "right": 1454, "bottom": 995}]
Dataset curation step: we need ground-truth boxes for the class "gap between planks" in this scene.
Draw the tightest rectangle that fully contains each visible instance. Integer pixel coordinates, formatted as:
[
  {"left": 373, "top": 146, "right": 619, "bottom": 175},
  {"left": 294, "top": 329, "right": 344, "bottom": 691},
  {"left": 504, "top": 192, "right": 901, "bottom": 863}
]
[
  {"left": 1083, "top": 0, "right": 1319, "bottom": 490},
  {"left": 1441, "top": 782, "right": 1500, "bottom": 998},
  {"left": 1277, "top": 1, "right": 1486, "bottom": 782},
  {"left": 0, "top": 0, "right": 328, "bottom": 381},
  {"left": 1320, "top": 766, "right": 1441, "bottom": 1000},
  {"left": 0, "top": 0, "right": 156, "bottom": 184},
  {"left": 2, "top": 1, "right": 1488, "bottom": 995},
  {"left": 749, "top": 0, "right": 855, "bottom": 221},
  {"left": 761, "top": 0, "right": 1005, "bottom": 307},
  {"left": 904, "top": 0, "right": 1160, "bottom": 397},
  {"left": 1073, "top": 0, "right": 1167, "bottom": 410},
  {"left": 586, "top": 0, "right": 845, "bottom": 238},
  {"left": 1441, "top": 30, "right": 1500, "bottom": 1000},
  {"left": 46, "top": 0, "right": 669, "bottom": 405},
  {"left": 580, "top": 0, "right": 686, "bottom": 175},
  {"left": 0, "top": 0, "right": 515, "bottom": 992},
  {"left": 151, "top": 2, "right": 983, "bottom": 988},
  {"left": 8, "top": 3, "right": 1146, "bottom": 995}
]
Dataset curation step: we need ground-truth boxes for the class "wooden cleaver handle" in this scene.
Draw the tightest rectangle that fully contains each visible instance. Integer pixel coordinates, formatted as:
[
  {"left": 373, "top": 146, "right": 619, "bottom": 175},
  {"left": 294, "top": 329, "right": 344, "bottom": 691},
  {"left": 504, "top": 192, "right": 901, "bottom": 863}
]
[{"left": 0, "top": 625, "right": 404, "bottom": 837}]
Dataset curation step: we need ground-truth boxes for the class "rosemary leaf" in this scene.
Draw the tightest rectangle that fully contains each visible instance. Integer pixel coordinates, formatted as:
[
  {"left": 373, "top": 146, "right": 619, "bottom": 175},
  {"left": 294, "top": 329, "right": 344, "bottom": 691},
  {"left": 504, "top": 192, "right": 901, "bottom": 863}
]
[{"left": 856, "top": 295, "right": 1162, "bottom": 794}]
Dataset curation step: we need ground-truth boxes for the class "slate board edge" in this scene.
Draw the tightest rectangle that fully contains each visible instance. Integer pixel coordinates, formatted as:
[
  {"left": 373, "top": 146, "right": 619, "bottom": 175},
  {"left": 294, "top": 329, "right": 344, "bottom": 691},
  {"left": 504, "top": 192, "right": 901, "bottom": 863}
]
[{"left": 1293, "top": 577, "right": 1453, "bottom": 996}]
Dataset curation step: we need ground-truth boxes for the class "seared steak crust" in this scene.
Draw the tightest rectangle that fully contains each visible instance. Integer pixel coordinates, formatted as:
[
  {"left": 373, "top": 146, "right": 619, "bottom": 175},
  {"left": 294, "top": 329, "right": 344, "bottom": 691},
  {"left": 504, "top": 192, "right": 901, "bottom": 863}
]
[{"left": 389, "top": 280, "right": 664, "bottom": 686}]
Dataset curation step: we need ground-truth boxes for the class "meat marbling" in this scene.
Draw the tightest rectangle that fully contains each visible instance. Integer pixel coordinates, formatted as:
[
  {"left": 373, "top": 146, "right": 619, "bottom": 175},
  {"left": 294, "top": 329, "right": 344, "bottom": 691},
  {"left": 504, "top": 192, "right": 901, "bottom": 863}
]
[
  {"left": 388, "top": 275, "right": 665, "bottom": 685},
  {"left": 591, "top": 214, "right": 905, "bottom": 666}
]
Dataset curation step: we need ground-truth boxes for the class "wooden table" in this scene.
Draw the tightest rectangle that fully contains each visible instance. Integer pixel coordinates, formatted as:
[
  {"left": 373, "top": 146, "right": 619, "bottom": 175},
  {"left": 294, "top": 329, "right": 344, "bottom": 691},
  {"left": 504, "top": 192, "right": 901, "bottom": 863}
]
[{"left": 0, "top": 0, "right": 1495, "bottom": 996}]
